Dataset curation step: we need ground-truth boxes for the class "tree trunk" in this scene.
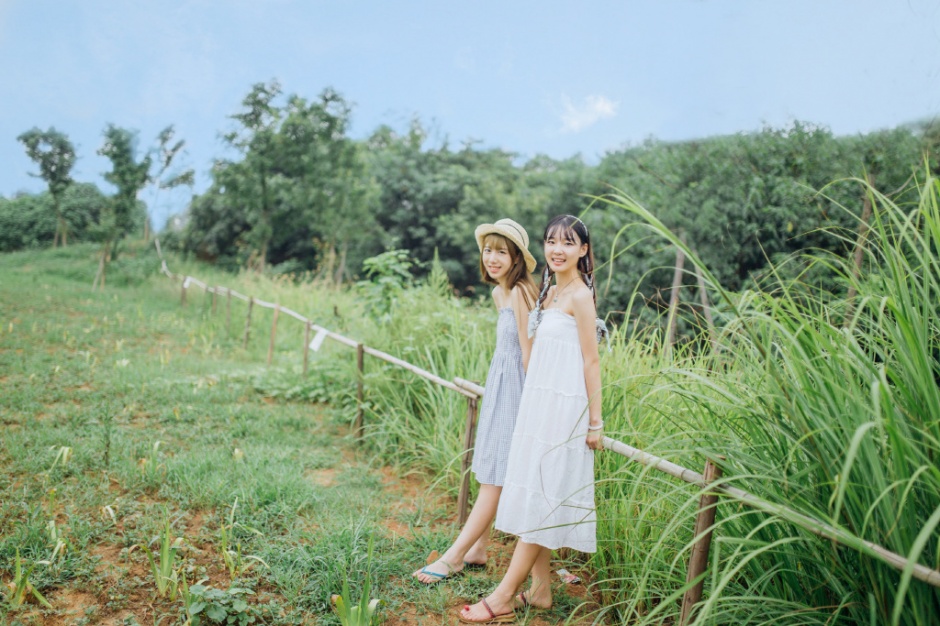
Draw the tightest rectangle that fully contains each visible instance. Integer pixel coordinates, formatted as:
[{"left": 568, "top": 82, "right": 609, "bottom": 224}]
[
  {"left": 844, "top": 172, "right": 875, "bottom": 326},
  {"left": 323, "top": 244, "right": 336, "bottom": 282},
  {"left": 666, "top": 239, "right": 686, "bottom": 351},
  {"left": 92, "top": 253, "right": 103, "bottom": 291},
  {"left": 694, "top": 261, "right": 717, "bottom": 352},
  {"left": 333, "top": 243, "right": 347, "bottom": 285},
  {"left": 92, "top": 243, "right": 109, "bottom": 291},
  {"left": 53, "top": 196, "right": 66, "bottom": 247},
  {"left": 258, "top": 167, "right": 270, "bottom": 272}
]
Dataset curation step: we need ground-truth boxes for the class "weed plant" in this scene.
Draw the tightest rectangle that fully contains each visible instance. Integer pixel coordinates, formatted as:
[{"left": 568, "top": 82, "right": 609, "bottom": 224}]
[
  {"left": 133, "top": 509, "right": 184, "bottom": 599},
  {"left": 186, "top": 584, "right": 273, "bottom": 625},
  {"left": 218, "top": 499, "right": 268, "bottom": 581},
  {"left": 2, "top": 549, "right": 53, "bottom": 610},
  {"left": 331, "top": 536, "right": 382, "bottom": 626}
]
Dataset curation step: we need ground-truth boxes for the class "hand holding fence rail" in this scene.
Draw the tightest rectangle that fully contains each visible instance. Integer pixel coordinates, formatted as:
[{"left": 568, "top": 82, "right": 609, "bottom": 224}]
[{"left": 162, "top": 262, "right": 940, "bottom": 624}]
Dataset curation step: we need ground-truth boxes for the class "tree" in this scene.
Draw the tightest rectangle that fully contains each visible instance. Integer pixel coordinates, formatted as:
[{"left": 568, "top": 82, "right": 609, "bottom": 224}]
[
  {"left": 94, "top": 124, "right": 191, "bottom": 288},
  {"left": 16, "top": 127, "right": 76, "bottom": 247},
  {"left": 146, "top": 125, "right": 194, "bottom": 241},
  {"left": 181, "top": 83, "right": 378, "bottom": 278},
  {"left": 223, "top": 80, "right": 282, "bottom": 270},
  {"left": 276, "top": 88, "right": 375, "bottom": 281},
  {"left": 94, "top": 125, "right": 153, "bottom": 290}
]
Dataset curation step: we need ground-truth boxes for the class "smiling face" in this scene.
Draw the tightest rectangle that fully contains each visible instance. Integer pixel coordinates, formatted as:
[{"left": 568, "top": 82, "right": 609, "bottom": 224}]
[
  {"left": 480, "top": 234, "right": 515, "bottom": 283},
  {"left": 543, "top": 224, "right": 587, "bottom": 275}
]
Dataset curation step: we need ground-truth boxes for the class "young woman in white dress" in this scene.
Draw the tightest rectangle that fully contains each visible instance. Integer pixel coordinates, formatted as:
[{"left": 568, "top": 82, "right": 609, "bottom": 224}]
[
  {"left": 459, "top": 214, "right": 604, "bottom": 623},
  {"left": 413, "top": 218, "right": 538, "bottom": 584}
]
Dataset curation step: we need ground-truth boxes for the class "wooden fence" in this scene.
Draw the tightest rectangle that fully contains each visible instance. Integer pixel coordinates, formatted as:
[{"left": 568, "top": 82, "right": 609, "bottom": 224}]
[{"left": 162, "top": 263, "right": 940, "bottom": 624}]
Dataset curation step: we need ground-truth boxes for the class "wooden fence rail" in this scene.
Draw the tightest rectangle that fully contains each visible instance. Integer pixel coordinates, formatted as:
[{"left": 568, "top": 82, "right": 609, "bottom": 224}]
[{"left": 161, "top": 263, "right": 940, "bottom": 624}]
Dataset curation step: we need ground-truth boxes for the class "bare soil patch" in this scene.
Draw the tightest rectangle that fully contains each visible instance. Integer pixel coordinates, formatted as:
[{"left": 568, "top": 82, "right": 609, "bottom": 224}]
[{"left": 308, "top": 467, "right": 337, "bottom": 487}]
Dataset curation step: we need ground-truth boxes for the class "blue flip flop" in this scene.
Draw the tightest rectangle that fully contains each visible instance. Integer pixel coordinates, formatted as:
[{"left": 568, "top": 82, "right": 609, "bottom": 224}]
[
  {"left": 417, "top": 566, "right": 449, "bottom": 581},
  {"left": 415, "top": 559, "right": 461, "bottom": 584}
]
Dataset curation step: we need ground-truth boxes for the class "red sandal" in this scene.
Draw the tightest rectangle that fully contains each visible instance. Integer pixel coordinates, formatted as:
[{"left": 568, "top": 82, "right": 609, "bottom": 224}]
[{"left": 458, "top": 598, "right": 516, "bottom": 624}]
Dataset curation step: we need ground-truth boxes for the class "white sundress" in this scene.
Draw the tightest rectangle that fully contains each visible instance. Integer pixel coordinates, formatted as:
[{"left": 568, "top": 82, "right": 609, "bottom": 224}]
[{"left": 494, "top": 308, "right": 597, "bottom": 553}]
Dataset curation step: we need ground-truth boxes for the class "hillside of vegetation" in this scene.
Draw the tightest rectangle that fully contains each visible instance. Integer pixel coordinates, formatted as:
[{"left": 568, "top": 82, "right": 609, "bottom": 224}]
[{"left": 5, "top": 81, "right": 940, "bottom": 330}]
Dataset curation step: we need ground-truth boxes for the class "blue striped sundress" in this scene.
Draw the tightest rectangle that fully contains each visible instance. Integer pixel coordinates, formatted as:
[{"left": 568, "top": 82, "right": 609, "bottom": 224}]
[{"left": 471, "top": 307, "right": 525, "bottom": 486}]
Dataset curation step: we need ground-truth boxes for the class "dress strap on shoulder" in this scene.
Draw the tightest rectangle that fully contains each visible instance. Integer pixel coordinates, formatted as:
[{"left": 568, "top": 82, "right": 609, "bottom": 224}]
[
  {"left": 527, "top": 307, "right": 542, "bottom": 339},
  {"left": 529, "top": 306, "right": 609, "bottom": 349}
]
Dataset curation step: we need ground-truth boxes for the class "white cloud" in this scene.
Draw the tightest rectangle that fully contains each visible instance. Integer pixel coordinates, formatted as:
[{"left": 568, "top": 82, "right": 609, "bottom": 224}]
[{"left": 559, "top": 94, "right": 618, "bottom": 133}]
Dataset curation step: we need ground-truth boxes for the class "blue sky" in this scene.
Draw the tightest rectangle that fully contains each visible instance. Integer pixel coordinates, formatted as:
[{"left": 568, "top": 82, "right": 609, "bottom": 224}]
[{"left": 2, "top": 0, "right": 939, "bottom": 230}]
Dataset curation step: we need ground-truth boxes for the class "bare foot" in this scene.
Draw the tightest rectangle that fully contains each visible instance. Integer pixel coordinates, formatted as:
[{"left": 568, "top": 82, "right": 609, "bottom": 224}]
[
  {"left": 514, "top": 589, "right": 552, "bottom": 610},
  {"left": 412, "top": 558, "right": 462, "bottom": 584},
  {"left": 463, "top": 546, "right": 488, "bottom": 567}
]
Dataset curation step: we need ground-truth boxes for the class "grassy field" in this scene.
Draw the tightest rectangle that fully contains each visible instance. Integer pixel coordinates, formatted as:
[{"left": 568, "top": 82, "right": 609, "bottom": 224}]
[
  {"left": 0, "top": 243, "right": 596, "bottom": 625},
  {"left": 3, "top": 175, "right": 939, "bottom": 626}
]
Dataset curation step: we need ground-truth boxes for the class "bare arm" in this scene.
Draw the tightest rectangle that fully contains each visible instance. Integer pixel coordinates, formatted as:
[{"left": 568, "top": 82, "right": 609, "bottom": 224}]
[
  {"left": 571, "top": 289, "right": 603, "bottom": 450},
  {"left": 510, "top": 285, "right": 534, "bottom": 371}
]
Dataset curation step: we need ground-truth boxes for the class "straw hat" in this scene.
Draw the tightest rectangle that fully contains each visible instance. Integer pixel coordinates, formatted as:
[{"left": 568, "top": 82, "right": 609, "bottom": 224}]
[{"left": 474, "top": 218, "right": 537, "bottom": 273}]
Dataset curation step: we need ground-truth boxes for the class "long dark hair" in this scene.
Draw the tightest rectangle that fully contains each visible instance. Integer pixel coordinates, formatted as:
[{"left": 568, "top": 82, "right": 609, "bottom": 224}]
[
  {"left": 479, "top": 233, "right": 537, "bottom": 308},
  {"left": 535, "top": 214, "right": 596, "bottom": 311}
]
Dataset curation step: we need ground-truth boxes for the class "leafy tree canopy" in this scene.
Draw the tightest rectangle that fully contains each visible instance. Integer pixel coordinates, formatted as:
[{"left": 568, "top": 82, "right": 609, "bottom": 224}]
[{"left": 16, "top": 126, "right": 76, "bottom": 246}]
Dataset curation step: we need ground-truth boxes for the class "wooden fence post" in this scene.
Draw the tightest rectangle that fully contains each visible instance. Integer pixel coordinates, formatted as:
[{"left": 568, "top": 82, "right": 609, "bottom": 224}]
[
  {"left": 680, "top": 458, "right": 724, "bottom": 625},
  {"left": 354, "top": 343, "right": 365, "bottom": 441},
  {"left": 694, "top": 263, "right": 717, "bottom": 353},
  {"left": 180, "top": 279, "right": 188, "bottom": 307},
  {"left": 211, "top": 287, "right": 217, "bottom": 314},
  {"left": 666, "top": 242, "right": 686, "bottom": 351},
  {"left": 303, "top": 321, "right": 312, "bottom": 375},
  {"left": 267, "top": 304, "right": 280, "bottom": 366},
  {"left": 243, "top": 297, "right": 254, "bottom": 349},
  {"left": 226, "top": 289, "right": 232, "bottom": 334},
  {"left": 457, "top": 395, "right": 480, "bottom": 525}
]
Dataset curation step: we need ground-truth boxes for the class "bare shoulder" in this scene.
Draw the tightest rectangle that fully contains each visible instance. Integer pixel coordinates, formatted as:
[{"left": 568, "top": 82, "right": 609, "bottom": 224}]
[
  {"left": 490, "top": 285, "right": 506, "bottom": 309},
  {"left": 570, "top": 286, "right": 596, "bottom": 318},
  {"left": 509, "top": 284, "right": 534, "bottom": 311}
]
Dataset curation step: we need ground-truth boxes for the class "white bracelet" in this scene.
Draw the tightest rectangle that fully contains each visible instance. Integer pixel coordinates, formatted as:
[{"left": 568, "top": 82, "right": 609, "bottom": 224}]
[{"left": 587, "top": 422, "right": 604, "bottom": 431}]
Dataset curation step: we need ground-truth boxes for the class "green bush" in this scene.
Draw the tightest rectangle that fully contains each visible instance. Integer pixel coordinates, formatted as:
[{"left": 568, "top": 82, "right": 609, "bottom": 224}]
[{"left": 0, "top": 183, "right": 108, "bottom": 252}]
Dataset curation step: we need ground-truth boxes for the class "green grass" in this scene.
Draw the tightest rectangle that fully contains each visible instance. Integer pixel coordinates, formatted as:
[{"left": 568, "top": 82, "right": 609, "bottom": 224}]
[
  {"left": 0, "top": 242, "right": 591, "bottom": 625},
  {"left": 586, "top": 175, "right": 940, "bottom": 625},
  {"left": 7, "top": 175, "right": 939, "bottom": 625},
  {"left": 184, "top": 176, "right": 939, "bottom": 625}
]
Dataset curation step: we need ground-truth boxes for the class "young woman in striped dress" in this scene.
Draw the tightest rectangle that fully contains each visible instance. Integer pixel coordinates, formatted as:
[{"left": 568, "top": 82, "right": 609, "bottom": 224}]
[{"left": 413, "top": 218, "right": 538, "bottom": 584}]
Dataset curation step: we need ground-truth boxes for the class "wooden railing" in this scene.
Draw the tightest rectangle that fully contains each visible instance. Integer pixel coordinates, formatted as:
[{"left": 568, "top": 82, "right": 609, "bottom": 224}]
[{"left": 162, "top": 263, "right": 940, "bottom": 624}]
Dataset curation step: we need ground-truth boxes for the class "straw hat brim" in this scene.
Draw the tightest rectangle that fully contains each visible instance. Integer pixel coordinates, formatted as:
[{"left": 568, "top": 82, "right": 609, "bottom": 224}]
[{"left": 474, "top": 221, "right": 537, "bottom": 273}]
